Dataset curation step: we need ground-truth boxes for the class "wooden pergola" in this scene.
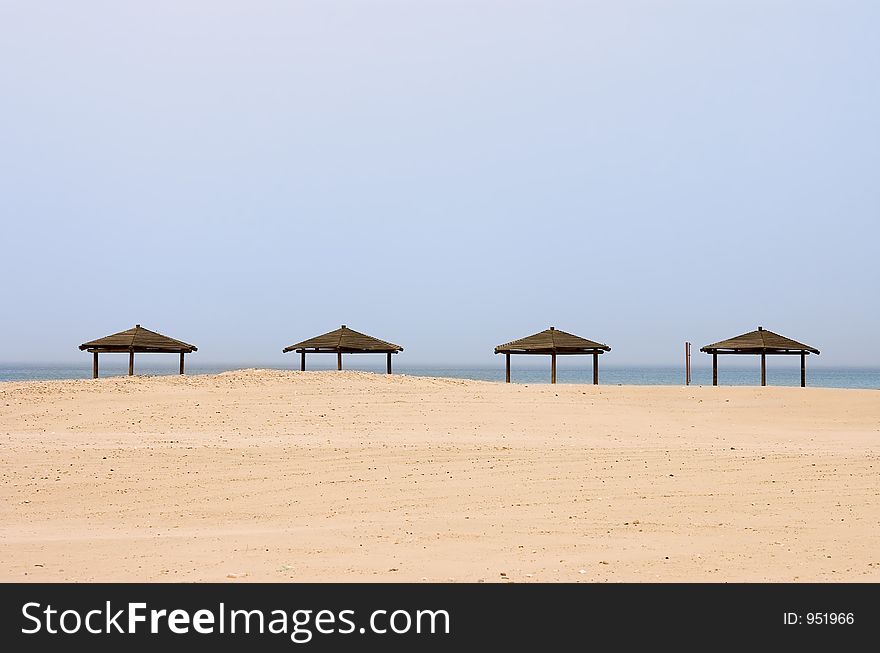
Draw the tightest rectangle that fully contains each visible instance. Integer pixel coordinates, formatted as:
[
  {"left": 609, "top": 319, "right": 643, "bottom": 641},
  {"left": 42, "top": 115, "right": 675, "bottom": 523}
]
[
  {"left": 283, "top": 325, "right": 403, "bottom": 373},
  {"left": 700, "top": 326, "right": 819, "bottom": 387},
  {"left": 79, "top": 324, "right": 197, "bottom": 378},
  {"left": 494, "top": 326, "right": 611, "bottom": 384}
]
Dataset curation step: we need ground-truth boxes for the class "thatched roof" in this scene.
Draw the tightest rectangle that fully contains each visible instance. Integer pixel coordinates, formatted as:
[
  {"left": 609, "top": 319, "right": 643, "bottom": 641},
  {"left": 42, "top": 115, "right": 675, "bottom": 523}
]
[
  {"left": 701, "top": 327, "right": 819, "bottom": 354},
  {"left": 79, "top": 325, "right": 197, "bottom": 353},
  {"left": 283, "top": 325, "right": 403, "bottom": 353},
  {"left": 495, "top": 327, "right": 611, "bottom": 354}
]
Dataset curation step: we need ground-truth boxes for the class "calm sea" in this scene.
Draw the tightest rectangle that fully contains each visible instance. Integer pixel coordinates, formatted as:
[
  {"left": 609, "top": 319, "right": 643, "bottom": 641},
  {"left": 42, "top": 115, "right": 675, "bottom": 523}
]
[{"left": 0, "top": 362, "right": 878, "bottom": 389}]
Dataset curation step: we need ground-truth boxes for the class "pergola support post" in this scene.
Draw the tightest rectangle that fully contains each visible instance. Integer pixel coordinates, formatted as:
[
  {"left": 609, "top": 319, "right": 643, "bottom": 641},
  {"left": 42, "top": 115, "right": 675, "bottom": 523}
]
[
  {"left": 128, "top": 350, "right": 134, "bottom": 376},
  {"left": 505, "top": 353, "right": 511, "bottom": 383},
  {"left": 93, "top": 352, "right": 99, "bottom": 379},
  {"left": 593, "top": 351, "right": 599, "bottom": 385},
  {"left": 179, "top": 352, "right": 185, "bottom": 375},
  {"left": 551, "top": 353, "right": 557, "bottom": 384},
  {"left": 337, "top": 350, "right": 342, "bottom": 371},
  {"left": 712, "top": 353, "right": 718, "bottom": 386},
  {"left": 387, "top": 352, "right": 392, "bottom": 374},
  {"left": 300, "top": 351, "right": 306, "bottom": 371},
  {"left": 760, "top": 353, "right": 766, "bottom": 386},
  {"left": 801, "top": 352, "right": 806, "bottom": 387}
]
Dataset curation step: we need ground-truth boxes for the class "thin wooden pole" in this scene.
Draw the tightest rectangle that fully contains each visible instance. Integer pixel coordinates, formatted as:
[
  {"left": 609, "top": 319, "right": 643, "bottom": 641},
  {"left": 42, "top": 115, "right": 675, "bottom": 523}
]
[
  {"left": 179, "top": 352, "right": 185, "bottom": 375},
  {"left": 337, "top": 350, "right": 342, "bottom": 371},
  {"left": 800, "top": 352, "right": 806, "bottom": 388},
  {"left": 760, "top": 353, "right": 766, "bottom": 386},
  {"left": 712, "top": 353, "right": 718, "bottom": 386},
  {"left": 685, "top": 342, "right": 691, "bottom": 385},
  {"left": 128, "top": 350, "right": 134, "bottom": 376},
  {"left": 93, "top": 352, "right": 99, "bottom": 379},
  {"left": 387, "top": 352, "right": 392, "bottom": 375},
  {"left": 593, "top": 351, "right": 599, "bottom": 385},
  {"left": 301, "top": 351, "right": 306, "bottom": 371},
  {"left": 505, "top": 353, "right": 511, "bottom": 383},
  {"left": 551, "top": 353, "right": 557, "bottom": 384}
]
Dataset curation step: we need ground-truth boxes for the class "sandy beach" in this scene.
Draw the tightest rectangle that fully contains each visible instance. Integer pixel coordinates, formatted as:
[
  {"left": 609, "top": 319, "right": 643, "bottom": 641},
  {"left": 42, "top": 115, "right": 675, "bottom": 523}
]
[{"left": 1, "top": 370, "right": 878, "bottom": 582}]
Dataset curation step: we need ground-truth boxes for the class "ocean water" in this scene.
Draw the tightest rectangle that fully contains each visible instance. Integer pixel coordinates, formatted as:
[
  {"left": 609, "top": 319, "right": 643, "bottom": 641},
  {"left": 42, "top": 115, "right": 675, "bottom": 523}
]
[{"left": 0, "top": 361, "right": 878, "bottom": 389}]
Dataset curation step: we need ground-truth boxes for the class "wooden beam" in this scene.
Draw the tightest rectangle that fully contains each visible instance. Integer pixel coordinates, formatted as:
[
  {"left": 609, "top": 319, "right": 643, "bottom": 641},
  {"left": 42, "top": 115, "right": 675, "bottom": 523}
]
[
  {"left": 85, "top": 348, "right": 194, "bottom": 354},
  {"left": 703, "top": 350, "right": 812, "bottom": 356},
  {"left": 505, "top": 352, "right": 511, "bottom": 383},
  {"left": 712, "top": 353, "right": 718, "bottom": 386},
  {"left": 593, "top": 351, "right": 598, "bottom": 385},
  {"left": 551, "top": 353, "right": 557, "bottom": 384},
  {"left": 128, "top": 350, "right": 134, "bottom": 376},
  {"left": 496, "top": 350, "right": 607, "bottom": 356},
  {"left": 93, "top": 352, "right": 99, "bottom": 379},
  {"left": 387, "top": 352, "right": 392, "bottom": 375},
  {"left": 301, "top": 351, "right": 306, "bottom": 371},
  {"left": 761, "top": 353, "right": 766, "bottom": 386},
  {"left": 337, "top": 350, "right": 342, "bottom": 371},
  {"left": 801, "top": 352, "right": 806, "bottom": 388},
  {"left": 293, "top": 349, "right": 401, "bottom": 355},
  {"left": 179, "top": 352, "right": 185, "bottom": 375}
]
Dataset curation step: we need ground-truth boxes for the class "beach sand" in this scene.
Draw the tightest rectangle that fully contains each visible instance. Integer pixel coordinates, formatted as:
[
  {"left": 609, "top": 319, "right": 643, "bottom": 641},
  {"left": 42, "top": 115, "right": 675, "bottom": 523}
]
[{"left": 1, "top": 369, "right": 878, "bottom": 582}]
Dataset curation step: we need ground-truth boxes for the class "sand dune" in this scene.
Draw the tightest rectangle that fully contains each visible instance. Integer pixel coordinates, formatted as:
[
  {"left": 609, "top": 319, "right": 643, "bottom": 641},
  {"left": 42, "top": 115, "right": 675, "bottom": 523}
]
[{"left": 1, "top": 369, "right": 878, "bottom": 582}]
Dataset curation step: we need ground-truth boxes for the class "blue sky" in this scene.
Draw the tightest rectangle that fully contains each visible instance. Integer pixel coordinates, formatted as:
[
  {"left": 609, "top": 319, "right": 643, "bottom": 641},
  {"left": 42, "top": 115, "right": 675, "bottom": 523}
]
[{"left": 1, "top": 1, "right": 877, "bottom": 366}]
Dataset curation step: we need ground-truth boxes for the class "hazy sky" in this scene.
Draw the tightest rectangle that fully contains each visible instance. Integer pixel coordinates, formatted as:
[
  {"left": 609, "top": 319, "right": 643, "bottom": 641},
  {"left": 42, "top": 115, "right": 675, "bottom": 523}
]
[{"left": 1, "top": 1, "right": 877, "bottom": 366}]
